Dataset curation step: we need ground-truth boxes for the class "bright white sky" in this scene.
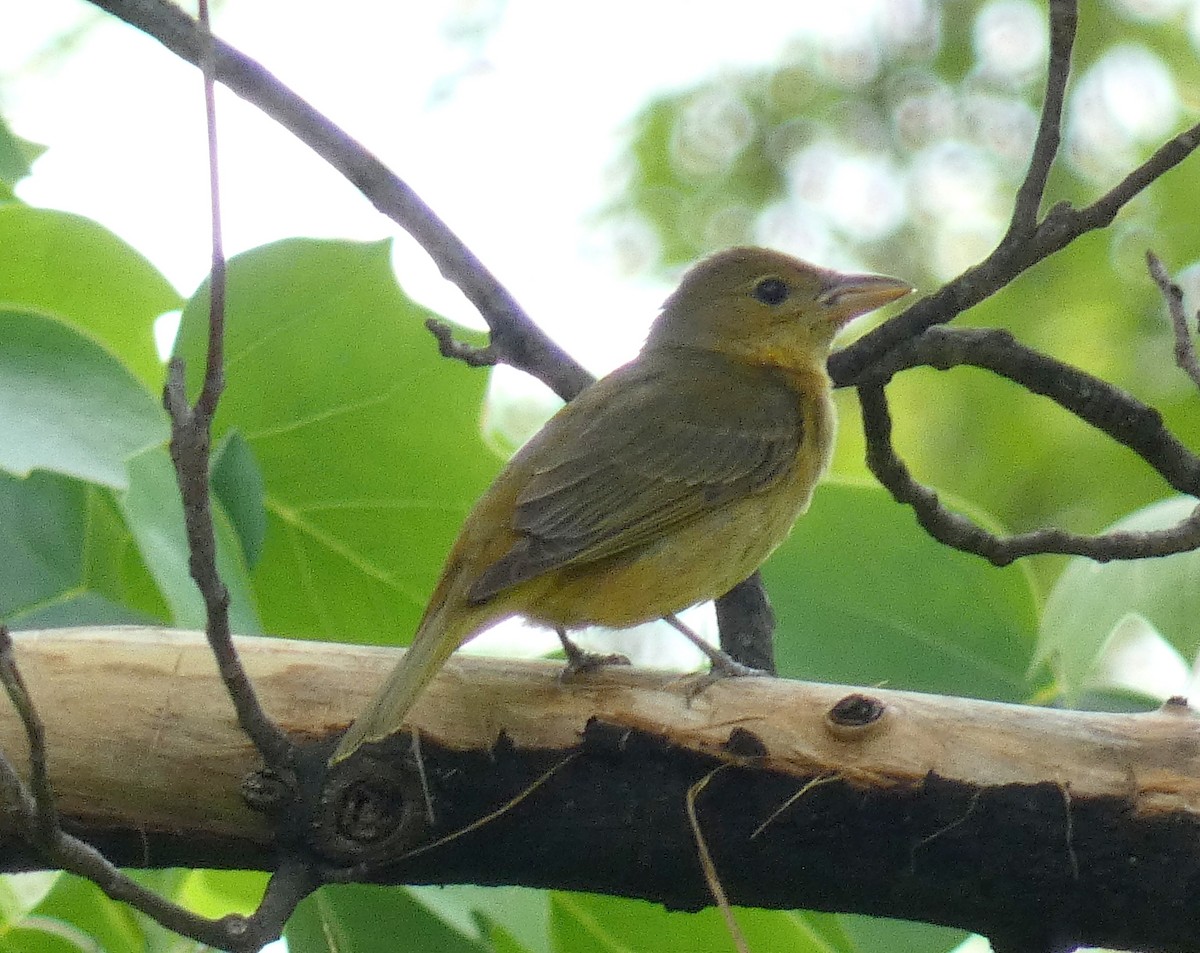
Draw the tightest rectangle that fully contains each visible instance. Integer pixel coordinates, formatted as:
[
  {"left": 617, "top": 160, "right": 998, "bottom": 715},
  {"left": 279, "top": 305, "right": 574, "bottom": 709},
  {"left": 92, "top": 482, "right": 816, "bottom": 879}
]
[{"left": 3, "top": 0, "right": 899, "bottom": 375}]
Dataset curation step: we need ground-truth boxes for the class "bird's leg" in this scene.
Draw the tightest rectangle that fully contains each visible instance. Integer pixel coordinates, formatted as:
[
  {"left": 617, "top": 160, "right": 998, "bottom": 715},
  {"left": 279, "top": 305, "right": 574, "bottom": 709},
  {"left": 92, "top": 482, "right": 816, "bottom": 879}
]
[
  {"left": 556, "top": 627, "right": 630, "bottom": 680},
  {"left": 664, "top": 614, "right": 769, "bottom": 679}
]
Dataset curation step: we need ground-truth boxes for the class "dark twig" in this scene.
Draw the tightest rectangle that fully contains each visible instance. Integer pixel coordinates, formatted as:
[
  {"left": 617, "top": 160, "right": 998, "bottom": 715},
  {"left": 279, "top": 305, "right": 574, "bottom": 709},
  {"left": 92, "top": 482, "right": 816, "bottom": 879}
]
[
  {"left": 1147, "top": 251, "right": 1200, "bottom": 391},
  {"left": 714, "top": 572, "right": 777, "bottom": 673},
  {"left": 425, "top": 318, "right": 499, "bottom": 368},
  {"left": 858, "top": 382, "right": 1200, "bottom": 565},
  {"left": 87, "top": 0, "right": 591, "bottom": 403},
  {"left": 0, "top": 626, "right": 56, "bottom": 841},
  {"left": 161, "top": 1, "right": 290, "bottom": 768},
  {"left": 1006, "top": 0, "right": 1077, "bottom": 238},
  {"left": 196, "top": 0, "right": 225, "bottom": 420},
  {"left": 859, "top": 326, "right": 1200, "bottom": 499}
]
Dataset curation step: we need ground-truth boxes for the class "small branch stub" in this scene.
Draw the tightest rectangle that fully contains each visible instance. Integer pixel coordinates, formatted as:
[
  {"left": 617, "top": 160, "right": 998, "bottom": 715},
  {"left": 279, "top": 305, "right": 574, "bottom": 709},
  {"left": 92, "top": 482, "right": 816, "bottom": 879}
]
[
  {"left": 312, "top": 743, "right": 431, "bottom": 870},
  {"left": 826, "top": 693, "right": 888, "bottom": 739}
]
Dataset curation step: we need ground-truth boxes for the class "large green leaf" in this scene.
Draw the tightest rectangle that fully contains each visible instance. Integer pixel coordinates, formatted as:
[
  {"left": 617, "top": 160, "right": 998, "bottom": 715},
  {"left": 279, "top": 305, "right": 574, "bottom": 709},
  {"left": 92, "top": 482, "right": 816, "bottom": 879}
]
[
  {"left": 765, "top": 480, "right": 1038, "bottom": 702},
  {"left": 0, "top": 874, "right": 145, "bottom": 953},
  {"left": 549, "top": 892, "right": 855, "bottom": 953},
  {"left": 0, "top": 470, "right": 163, "bottom": 629},
  {"left": 211, "top": 429, "right": 268, "bottom": 569},
  {"left": 0, "top": 308, "right": 168, "bottom": 489},
  {"left": 1037, "top": 496, "right": 1200, "bottom": 702},
  {"left": 411, "top": 885, "right": 551, "bottom": 953},
  {"left": 0, "top": 206, "right": 179, "bottom": 388},
  {"left": 0, "top": 118, "right": 43, "bottom": 190},
  {"left": 287, "top": 885, "right": 490, "bottom": 953},
  {"left": 173, "top": 239, "right": 498, "bottom": 644},
  {"left": 116, "top": 447, "right": 262, "bottom": 634}
]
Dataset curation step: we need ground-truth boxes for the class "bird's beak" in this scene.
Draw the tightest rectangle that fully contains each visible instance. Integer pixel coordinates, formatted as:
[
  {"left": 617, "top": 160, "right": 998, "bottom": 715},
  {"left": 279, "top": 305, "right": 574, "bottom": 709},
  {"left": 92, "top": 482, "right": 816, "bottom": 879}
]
[{"left": 817, "top": 271, "right": 913, "bottom": 325}]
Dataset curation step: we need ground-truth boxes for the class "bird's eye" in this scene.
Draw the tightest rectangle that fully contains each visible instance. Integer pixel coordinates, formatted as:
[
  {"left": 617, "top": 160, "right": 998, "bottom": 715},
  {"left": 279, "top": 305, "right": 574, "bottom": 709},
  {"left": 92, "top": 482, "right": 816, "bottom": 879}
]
[{"left": 752, "top": 277, "right": 789, "bottom": 306}]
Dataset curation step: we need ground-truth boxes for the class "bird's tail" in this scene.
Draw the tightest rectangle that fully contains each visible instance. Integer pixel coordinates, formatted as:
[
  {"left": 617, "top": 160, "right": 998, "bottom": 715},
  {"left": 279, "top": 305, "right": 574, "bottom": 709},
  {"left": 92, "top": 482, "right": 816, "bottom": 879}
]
[{"left": 329, "top": 593, "right": 480, "bottom": 764}]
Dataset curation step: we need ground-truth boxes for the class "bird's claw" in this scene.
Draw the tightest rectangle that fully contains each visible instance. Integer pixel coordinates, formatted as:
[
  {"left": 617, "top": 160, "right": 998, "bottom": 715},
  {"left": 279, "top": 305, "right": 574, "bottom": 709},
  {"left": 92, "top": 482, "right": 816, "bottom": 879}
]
[
  {"left": 677, "top": 656, "right": 771, "bottom": 704},
  {"left": 558, "top": 649, "right": 632, "bottom": 682}
]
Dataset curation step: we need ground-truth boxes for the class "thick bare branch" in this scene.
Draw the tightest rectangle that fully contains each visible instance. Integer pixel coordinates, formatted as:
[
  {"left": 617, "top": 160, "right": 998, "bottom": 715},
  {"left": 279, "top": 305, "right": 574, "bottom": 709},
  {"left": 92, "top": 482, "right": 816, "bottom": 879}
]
[
  {"left": 0, "top": 627, "right": 286, "bottom": 952},
  {"left": 4, "top": 627, "right": 1200, "bottom": 953}
]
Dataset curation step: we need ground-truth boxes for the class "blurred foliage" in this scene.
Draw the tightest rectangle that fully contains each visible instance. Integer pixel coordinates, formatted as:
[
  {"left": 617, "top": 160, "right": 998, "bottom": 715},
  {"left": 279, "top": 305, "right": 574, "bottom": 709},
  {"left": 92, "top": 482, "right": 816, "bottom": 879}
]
[
  {"left": 1039, "top": 495, "right": 1200, "bottom": 704},
  {"left": 603, "top": 0, "right": 1200, "bottom": 572},
  {"left": 0, "top": 116, "right": 43, "bottom": 192}
]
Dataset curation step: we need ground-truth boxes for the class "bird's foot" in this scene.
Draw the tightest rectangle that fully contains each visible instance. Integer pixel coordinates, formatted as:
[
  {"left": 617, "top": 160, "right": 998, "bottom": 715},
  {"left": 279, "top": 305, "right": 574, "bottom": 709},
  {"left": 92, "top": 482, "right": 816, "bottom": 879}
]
[
  {"left": 556, "top": 629, "right": 631, "bottom": 681},
  {"left": 664, "top": 614, "right": 773, "bottom": 677},
  {"left": 677, "top": 656, "right": 771, "bottom": 704}
]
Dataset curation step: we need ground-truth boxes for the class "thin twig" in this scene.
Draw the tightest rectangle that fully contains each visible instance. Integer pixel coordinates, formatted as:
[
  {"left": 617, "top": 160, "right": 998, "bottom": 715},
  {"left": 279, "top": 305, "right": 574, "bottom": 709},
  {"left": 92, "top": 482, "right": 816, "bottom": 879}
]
[
  {"left": 425, "top": 318, "right": 498, "bottom": 368},
  {"left": 1147, "top": 251, "right": 1200, "bottom": 391},
  {"left": 0, "top": 628, "right": 286, "bottom": 952},
  {"left": 857, "top": 325, "right": 1200, "bottom": 498},
  {"left": 391, "top": 752, "right": 580, "bottom": 865},
  {"left": 749, "top": 774, "right": 836, "bottom": 840},
  {"left": 685, "top": 767, "right": 750, "bottom": 953},
  {"left": 196, "top": 0, "right": 225, "bottom": 419},
  {"left": 160, "top": 0, "right": 291, "bottom": 767},
  {"left": 1006, "top": 0, "right": 1077, "bottom": 237},
  {"left": 0, "top": 627, "right": 55, "bottom": 840}
]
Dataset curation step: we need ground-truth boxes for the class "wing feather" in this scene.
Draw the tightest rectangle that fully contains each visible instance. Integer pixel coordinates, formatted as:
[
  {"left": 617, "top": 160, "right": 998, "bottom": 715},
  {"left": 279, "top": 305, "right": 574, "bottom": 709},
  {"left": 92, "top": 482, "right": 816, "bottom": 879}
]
[{"left": 466, "top": 350, "right": 803, "bottom": 604}]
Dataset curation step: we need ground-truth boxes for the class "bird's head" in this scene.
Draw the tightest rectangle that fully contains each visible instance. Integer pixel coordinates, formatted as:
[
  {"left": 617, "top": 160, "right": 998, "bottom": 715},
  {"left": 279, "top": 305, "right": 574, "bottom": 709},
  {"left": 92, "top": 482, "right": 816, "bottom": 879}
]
[{"left": 646, "top": 247, "right": 912, "bottom": 367}]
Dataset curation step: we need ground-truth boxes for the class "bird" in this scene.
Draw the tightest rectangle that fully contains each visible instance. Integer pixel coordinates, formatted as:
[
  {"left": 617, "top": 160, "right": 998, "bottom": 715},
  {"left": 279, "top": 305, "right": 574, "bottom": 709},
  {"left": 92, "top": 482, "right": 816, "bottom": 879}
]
[{"left": 331, "top": 247, "right": 911, "bottom": 763}]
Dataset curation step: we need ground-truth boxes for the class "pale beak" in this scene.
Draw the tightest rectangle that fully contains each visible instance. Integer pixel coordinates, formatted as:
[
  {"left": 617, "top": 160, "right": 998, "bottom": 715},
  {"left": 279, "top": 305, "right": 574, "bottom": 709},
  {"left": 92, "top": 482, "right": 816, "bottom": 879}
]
[{"left": 817, "top": 271, "right": 913, "bottom": 324}]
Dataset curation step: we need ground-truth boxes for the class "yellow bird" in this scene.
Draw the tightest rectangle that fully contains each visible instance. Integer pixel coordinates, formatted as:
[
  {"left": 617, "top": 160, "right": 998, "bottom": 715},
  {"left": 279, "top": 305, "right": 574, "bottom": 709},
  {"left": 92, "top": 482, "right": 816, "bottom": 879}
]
[{"left": 332, "top": 247, "right": 910, "bottom": 763}]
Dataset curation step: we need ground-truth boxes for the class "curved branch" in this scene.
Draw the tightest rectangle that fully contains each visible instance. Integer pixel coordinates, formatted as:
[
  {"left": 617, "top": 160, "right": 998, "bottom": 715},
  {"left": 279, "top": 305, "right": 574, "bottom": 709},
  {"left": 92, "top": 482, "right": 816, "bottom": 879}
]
[
  {"left": 859, "top": 325, "right": 1200, "bottom": 499},
  {"left": 87, "top": 0, "right": 591, "bottom": 403},
  {"left": 857, "top": 378, "right": 1200, "bottom": 566}
]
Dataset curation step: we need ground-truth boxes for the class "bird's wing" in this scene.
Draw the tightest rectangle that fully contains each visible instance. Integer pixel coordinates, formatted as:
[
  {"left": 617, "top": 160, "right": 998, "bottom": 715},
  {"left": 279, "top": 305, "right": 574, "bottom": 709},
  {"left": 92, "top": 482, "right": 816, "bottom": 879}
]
[{"left": 466, "top": 351, "right": 802, "bottom": 603}]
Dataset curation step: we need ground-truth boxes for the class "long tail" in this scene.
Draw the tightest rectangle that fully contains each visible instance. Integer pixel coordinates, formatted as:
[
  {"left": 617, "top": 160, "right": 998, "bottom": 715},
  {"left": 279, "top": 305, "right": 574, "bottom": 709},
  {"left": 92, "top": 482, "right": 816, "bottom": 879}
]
[{"left": 330, "top": 594, "right": 482, "bottom": 764}]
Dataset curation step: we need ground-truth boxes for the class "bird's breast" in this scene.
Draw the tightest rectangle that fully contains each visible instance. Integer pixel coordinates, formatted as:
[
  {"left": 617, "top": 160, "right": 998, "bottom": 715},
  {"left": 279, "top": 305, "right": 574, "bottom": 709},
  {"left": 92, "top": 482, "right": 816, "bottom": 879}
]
[{"left": 526, "top": 369, "right": 836, "bottom": 629}]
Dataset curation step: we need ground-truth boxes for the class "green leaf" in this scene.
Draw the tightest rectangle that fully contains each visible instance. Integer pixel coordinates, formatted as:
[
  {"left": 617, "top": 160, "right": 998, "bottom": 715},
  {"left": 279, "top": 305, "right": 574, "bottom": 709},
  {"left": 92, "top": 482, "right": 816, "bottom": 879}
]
[
  {"left": 410, "top": 885, "right": 551, "bottom": 953},
  {"left": 0, "top": 874, "right": 145, "bottom": 953},
  {"left": 550, "top": 893, "right": 855, "bottom": 953},
  {"left": 765, "top": 480, "right": 1038, "bottom": 702},
  {"left": 839, "top": 913, "right": 969, "bottom": 953},
  {"left": 0, "top": 308, "right": 168, "bottom": 489},
  {"left": 287, "top": 885, "right": 489, "bottom": 953},
  {"left": 147, "top": 869, "right": 269, "bottom": 920},
  {"left": 173, "top": 239, "right": 499, "bottom": 645},
  {"left": 116, "top": 447, "right": 262, "bottom": 634},
  {"left": 212, "top": 429, "right": 268, "bottom": 568},
  {"left": 0, "top": 118, "right": 43, "bottom": 189},
  {"left": 1037, "top": 496, "right": 1200, "bottom": 703},
  {"left": 0, "top": 470, "right": 162, "bottom": 629},
  {"left": 0, "top": 206, "right": 179, "bottom": 388}
]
